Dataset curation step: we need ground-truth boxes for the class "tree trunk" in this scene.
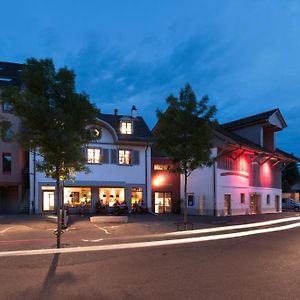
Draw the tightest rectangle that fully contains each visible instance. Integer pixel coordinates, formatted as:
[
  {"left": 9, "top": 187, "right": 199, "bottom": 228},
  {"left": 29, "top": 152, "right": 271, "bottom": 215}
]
[
  {"left": 56, "top": 175, "right": 62, "bottom": 248},
  {"left": 183, "top": 171, "right": 188, "bottom": 229}
]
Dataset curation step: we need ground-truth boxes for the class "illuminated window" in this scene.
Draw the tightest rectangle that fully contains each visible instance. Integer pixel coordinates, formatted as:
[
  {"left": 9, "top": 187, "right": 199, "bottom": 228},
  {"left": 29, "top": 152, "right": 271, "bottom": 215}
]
[
  {"left": 120, "top": 121, "right": 132, "bottom": 134},
  {"left": 90, "top": 127, "right": 101, "bottom": 140},
  {"left": 119, "top": 150, "right": 131, "bottom": 165},
  {"left": 131, "top": 187, "right": 143, "bottom": 207},
  {"left": 266, "top": 194, "right": 270, "bottom": 205},
  {"left": 87, "top": 148, "right": 101, "bottom": 163},
  {"left": 153, "top": 164, "right": 170, "bottom": 170},
  {"left": 240, "top": 193, "right": 245, "bottom": 204}
]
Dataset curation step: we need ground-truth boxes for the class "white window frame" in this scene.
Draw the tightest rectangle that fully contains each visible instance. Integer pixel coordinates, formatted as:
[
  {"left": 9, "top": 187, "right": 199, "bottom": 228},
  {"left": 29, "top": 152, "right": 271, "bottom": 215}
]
[
  {"left": 120, "top": 121, "right": 133, "bottom": 135},
  {"left": 87, "top": 148, "right": 101, "bottom": 164},
  {"left": 118, "top": 149, "right": 131, "bottom": 165}
]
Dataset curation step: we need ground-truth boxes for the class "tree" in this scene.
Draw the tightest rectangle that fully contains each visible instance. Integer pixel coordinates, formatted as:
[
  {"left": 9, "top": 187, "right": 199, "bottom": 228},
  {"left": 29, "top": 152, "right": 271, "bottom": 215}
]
[
  {"left": 282, "top": 161, "right": 300, "bottom": 192},
  {"left": 155, "top": 84, "right": 217, "bottom": 228},
  {"left": 3, "top": 58, "right": 99, "bottom": 248}
]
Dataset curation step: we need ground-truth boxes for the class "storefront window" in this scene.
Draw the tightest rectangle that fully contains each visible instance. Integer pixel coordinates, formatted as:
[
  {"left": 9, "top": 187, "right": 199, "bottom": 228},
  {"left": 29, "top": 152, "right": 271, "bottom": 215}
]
[
  {"left": 99, "top": 187, "right": 125, "bottom": 207},
  {"left": 64, "top": 187, "right": 91, "bottom": 206},
  {"left": 131, "top": 187, "right": 143, "bottom": 207}
]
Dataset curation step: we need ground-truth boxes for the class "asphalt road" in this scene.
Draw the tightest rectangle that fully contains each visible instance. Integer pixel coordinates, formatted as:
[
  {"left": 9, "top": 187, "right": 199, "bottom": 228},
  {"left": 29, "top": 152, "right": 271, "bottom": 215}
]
[{"left": 1, "top": 226, "right": 300, "bottom": 300}]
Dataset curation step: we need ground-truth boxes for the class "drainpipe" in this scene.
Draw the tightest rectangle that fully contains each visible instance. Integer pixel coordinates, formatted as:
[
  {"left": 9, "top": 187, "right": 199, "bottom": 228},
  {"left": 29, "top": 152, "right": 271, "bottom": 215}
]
[
  {"left": 213, "top": 158, "right": 217, "bottom": 216},
  {"left": 145, "top": 143, "right": 149, "bottom": 211},
  {"left": 32, "top": 150, "right": 36, "bottom": 215}
]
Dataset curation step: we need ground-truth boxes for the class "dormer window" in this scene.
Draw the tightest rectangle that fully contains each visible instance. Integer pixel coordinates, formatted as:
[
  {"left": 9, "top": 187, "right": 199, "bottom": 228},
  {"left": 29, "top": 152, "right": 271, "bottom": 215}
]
[{"left": 120, "top": 121, "right": 132, "bottom": 135}]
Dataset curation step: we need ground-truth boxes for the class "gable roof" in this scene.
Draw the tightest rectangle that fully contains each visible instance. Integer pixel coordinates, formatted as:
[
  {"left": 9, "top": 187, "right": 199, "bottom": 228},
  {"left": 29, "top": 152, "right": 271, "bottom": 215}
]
[
  {"left": 215, "top": 125, "right": 300, "bottom": 162},
  {"left": 0, "top": 61, "right": 23, "bottom": 87},
  {"left": 99, "top": 113, "right": 153, "bottom": 143},
  {"left": 222, "top": 108, "right": 287, "bottom": 130}
]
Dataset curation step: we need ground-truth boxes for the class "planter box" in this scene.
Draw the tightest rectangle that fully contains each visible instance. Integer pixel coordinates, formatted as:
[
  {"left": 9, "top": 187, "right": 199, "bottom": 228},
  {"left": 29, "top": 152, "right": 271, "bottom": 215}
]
[{"left": 90, "top": 216, "right": 128, "bottom": 223}]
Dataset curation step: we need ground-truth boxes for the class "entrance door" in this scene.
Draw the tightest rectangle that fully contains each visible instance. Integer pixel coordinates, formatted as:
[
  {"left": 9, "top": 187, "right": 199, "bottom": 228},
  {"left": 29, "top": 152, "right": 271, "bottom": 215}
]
[
  {"left": 154, "top": 192, "right": 172, "bottom": 214},
  {"left": 43, "top": 191, "right": 55, "bottom": 211},
  {"left": 224, "top": 194, "right": 231, "bottom": 216},
  {"left": 250, "top": 194, "right": 260, "bottom": 214},
  {"left": 275, "top": 195, "right": 280, "bottom": 212}
]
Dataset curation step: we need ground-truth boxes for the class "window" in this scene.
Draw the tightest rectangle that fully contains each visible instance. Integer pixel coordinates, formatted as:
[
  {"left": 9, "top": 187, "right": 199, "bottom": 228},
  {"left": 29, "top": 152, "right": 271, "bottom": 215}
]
[
  {"left": 188, "top": 194, "right": 195, "bottom": 206},
  {"left": 119, "top": 150, "right": 131, "bottom": 165},
  {"left": 266, "top": 194, "right": 270, "bottom": 205},
  {"left": 2, "top": 101, "right": 12, "bottom": 113},
  {"left": 120, "top": 121, "right": 132, "bottom": 134},
  {"left": 2, "top": 128, "right": 12, "bottom": 142},
  {"left": 240, "top": 193, "right": 245, "bottom": 204},
  {"left": 131, "top": 187, "right": 143, "bottom": 208},
  {"left": 2, "top": 153, "right": 12, "bottom": 173},
  {"left": 90, "top": 127, "right": 101, "bottom": 140},
  {"left": 154, "top": 164, "right": 170, "bottom": 171},
  {"left": 87, "top": 148, "right": 101, "bottom": 163}
]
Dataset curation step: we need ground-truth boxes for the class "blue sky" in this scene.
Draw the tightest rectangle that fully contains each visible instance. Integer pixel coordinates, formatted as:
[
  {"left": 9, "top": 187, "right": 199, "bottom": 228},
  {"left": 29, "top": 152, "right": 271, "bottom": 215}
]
[{"left": 1, "top": 0, "right": 300, "bottom": 156}]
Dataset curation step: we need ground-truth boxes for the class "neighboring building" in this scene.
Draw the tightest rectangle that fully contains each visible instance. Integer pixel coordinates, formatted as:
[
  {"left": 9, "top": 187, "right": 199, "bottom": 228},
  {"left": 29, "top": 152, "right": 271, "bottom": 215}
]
[
  {"left": 0, "top": 61, "right": 29, "bottom": 213},
  {"left": 152, "top": 109, "right": 300, "bottom": 216},
  {"left": 151, "top": 151, "right": 181, "bottom": 214},
  {"left": 30, "top": 106, "right": 153, "bottom": 214}
]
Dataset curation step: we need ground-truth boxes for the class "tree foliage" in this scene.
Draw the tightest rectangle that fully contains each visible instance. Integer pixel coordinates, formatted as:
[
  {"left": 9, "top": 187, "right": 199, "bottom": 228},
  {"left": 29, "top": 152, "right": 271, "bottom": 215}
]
[
  {"left": 155, "top": 83, "right": 217, "bottom": 176},
  {"left": 155, "top": 83, "right": 217, "bottom": 225},
  {"left": 2, "top": 58, "right": 99, "bottom": 180},
  {"left": 282, "top": 161, "right": 300, "bottom": 192}
]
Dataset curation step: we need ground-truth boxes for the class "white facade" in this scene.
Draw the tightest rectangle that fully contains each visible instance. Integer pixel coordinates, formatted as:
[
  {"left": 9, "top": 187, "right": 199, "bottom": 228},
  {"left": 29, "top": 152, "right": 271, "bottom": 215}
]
[
  {"left": 182, "top": 148, "right": 282, "bottom": 216},
  {"left": 30, "top": 116, "right": 152, "bottom": 214}
]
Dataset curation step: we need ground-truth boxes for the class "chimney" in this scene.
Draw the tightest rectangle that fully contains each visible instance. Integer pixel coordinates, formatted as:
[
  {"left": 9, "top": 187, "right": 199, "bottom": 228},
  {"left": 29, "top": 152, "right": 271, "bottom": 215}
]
[
  {"left": 114, "top": 109, "right": 118, "bottom": 116},
  {"left": 131, "top": 105, "right": 137, "bottom": 118}
]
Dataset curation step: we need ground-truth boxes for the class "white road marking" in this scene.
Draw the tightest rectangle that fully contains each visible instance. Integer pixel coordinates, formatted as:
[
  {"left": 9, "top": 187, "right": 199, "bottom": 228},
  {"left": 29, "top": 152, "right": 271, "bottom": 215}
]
[
  {"left": 0, "top": 227, "right": 16, "bottom": 234},
  {"left": 1, "top": 221, "right": 300, "bottom": 257},
  {"left": 166, "top": 216, "right": 300, "bottom": 236},
  {"left": 94, "top": 225, "right": 111, "bottom": 234},
  {"left": 81, "top": 239, "right": 104, "bottom": 242}
]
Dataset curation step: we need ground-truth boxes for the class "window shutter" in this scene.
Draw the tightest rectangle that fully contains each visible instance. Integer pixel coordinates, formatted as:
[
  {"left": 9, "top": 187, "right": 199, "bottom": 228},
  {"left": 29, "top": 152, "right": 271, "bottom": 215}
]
[
  {"left": 133, "top": 150, "right": 140, "bottom": 165},
  {"left": 111, "top": 149, "right": 117, "bottom": 164},
  {"left": 101, "top": 148, "right": 109, "bottom": 164},
  {"left": 82, "top": 147, "right": 87, "bottom": 161},
  {"left": 252, "top": 163, "right": 260, "bottom": 186}
]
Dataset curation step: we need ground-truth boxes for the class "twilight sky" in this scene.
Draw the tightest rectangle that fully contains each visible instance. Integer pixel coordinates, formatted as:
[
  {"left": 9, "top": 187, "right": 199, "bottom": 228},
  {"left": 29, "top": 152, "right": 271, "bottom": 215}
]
[{"left": 1, "top": 0, "right": 300, "bottom": 156}]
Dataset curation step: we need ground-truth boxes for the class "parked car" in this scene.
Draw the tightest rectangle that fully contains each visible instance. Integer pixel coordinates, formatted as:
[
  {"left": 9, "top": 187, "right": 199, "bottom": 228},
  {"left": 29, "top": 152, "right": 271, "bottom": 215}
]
[{"left": 282, "top": 198, "right": 300, "bottom": 211}]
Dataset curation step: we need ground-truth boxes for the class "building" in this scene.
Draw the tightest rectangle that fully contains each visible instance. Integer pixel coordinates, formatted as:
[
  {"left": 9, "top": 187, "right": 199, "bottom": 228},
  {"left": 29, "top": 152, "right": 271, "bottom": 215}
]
[
  {"left": 30, "top": 106, "right": 153, "bottom": 214},
  {"left": 151, "top": 151, "right": 181, "bottom": 214},
  {"left": 152, "top": 109, "right": 299, "bottom": 216},
  {"left": 0, "top": 61, "right": 29, "bottom": 213}
]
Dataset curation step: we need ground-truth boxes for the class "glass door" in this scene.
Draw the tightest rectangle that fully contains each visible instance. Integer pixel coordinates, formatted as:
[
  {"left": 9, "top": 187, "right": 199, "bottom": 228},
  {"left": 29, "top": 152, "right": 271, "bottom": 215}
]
[
  {"left": 43, "top": 191, "right": 55, "bottom": 211},
  {"left": 154, "top": 192, "right": 172, "bottom": 213}
]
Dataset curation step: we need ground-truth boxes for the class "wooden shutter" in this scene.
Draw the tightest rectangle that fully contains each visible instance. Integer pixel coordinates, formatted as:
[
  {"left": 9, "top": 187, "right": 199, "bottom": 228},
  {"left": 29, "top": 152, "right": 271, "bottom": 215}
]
[
  {"left": 132, "top": 150, "right": 140, "bottom": 165},
  {"left": 82, "top": 147, "right": 87, "bottom": 162},
  {"left": 251, "top": 163, "right": 260, "bottom": 187},
  {"left": 101, "top": 148, "right": 109, "bottom": 164},
  {"left": 110, "top": 149, "right": 117, "bottom": 164}
]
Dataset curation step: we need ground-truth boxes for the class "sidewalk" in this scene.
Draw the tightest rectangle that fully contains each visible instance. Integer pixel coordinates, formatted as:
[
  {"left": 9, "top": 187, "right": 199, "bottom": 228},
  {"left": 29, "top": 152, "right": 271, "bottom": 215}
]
[
  {"left": 0, "top": 211, "right": 300, "bottom": 254},
  {"left": 1, "top": 211, "right": 299, "bottom": 235}
]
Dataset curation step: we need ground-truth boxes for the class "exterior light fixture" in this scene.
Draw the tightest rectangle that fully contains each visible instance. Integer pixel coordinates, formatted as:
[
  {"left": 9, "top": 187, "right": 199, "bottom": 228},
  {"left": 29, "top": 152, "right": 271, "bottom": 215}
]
[{"left": 153, "top": 175, "right": 165, "bottom": 186}]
